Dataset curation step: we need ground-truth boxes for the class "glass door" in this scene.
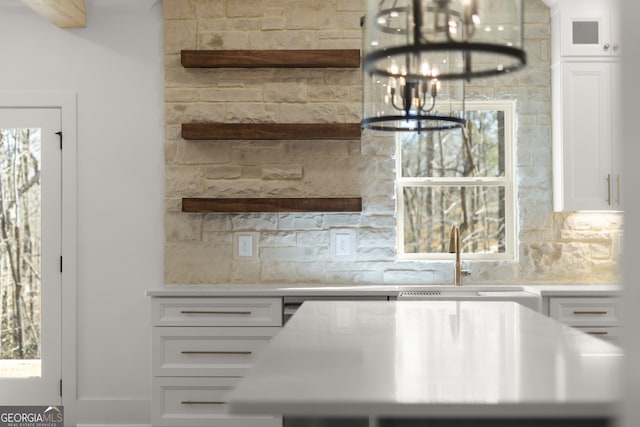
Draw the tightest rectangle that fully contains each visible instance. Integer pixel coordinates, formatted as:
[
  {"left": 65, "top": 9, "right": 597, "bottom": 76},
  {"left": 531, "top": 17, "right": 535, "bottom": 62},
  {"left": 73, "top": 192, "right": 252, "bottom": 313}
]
[{"left": 0, "top": 108, "right": 62, "bottom": 405}]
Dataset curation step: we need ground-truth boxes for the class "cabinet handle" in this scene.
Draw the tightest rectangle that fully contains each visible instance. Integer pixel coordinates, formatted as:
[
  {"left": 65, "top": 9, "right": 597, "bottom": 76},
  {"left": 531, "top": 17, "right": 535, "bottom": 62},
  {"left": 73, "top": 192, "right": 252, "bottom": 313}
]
[
  {"left": 180, "top": 310, "right": 251, "bottom": 315},
  {"left": 573, "top": 311, "right": 608, "bottom": 315},
  {"left": 606, "top": 174, "right": 612, "bottom": 205},
  {"left": 613, "top": 43, "right": 620, "bottom": 51},
  {"left": 181, "top": 350, "right": 252, "bottom": 355},
  {"left": 181, "top": 401, "right": 226, "bottom": 405},
  {"left": 587, "top": 331, "right": 609, "bottom": 335},
  {"left": 604, "top": 43, "right": 610, "bottom": 50}
]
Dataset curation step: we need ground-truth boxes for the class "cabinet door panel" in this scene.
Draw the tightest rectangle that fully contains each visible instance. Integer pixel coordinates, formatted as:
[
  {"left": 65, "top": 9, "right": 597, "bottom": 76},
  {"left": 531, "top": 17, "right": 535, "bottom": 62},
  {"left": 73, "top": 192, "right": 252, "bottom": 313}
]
[
  {"left": 561, "top": 62, "right": 613, "bottom": 211},
  {"left": 561, "top": 8, "right": 611, "bottom": 56}
]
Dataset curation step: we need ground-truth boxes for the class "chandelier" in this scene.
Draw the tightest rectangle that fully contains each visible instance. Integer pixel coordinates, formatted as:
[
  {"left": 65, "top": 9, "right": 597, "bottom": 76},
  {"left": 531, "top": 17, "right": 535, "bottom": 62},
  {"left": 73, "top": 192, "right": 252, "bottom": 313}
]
[
  {"left": 362, "top": 47, "right": 466, "bottom": 132},
  {"left": 361, "top": 0, "right": 526, "bottom": 131}
]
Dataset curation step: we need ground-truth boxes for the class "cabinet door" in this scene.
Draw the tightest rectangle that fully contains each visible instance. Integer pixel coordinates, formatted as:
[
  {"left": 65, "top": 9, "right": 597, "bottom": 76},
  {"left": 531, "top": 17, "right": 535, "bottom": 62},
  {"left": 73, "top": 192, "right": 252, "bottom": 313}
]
[
  {"left": 560, "top": 62, "right": 613, "bottom": 211},
  {"left": 561, "top": 8, "right": 612, "bottom": 56},
  {"left": 611, "top": 61, "right": 623, "bottom": 210}
]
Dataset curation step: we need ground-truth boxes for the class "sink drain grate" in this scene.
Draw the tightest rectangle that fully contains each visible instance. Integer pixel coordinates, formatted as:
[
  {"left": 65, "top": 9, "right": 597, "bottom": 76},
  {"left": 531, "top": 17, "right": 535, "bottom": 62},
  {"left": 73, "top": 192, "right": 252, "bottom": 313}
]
[{"left": 399, "top": 291, "right": 442, "bottom": 297}]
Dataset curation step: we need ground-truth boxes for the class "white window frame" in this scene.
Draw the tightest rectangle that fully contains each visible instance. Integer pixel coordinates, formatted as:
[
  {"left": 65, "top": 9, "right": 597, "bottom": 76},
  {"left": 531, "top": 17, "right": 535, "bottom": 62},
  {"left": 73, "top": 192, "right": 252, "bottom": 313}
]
[{"left": 396, "top": 100, "right": 517, "bottom": 261}]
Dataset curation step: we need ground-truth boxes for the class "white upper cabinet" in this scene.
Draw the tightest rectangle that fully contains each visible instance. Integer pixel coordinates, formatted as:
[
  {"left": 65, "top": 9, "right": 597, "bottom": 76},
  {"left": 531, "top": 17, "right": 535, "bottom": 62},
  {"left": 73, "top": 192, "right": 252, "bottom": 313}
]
[
  {"left": 560, "top": 5, "right": 620, "bottom": 57},
  {"left": 555, "top": 62, "right": 622, "bottom": 211},
  {"left": 551, "top": 0, "right": 623, "bottom": 212}
]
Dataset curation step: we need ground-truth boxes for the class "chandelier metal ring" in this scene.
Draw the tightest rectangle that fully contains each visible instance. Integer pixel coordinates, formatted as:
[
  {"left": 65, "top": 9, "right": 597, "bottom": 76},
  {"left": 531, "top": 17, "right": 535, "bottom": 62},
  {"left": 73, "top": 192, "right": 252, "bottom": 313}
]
[
  {"left": 364, "top": 43, "right": 527, "bottom": 81},
  {"left": 361, "top": 114, "right": 467, "bottom": 132}
]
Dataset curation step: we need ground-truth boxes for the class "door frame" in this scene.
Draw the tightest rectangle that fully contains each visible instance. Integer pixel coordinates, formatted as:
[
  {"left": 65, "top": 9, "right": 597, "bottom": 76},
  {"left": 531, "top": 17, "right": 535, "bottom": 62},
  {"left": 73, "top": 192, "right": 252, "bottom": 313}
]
[{"left": 0, "top": 92, "right": 77, "bottom": 423}]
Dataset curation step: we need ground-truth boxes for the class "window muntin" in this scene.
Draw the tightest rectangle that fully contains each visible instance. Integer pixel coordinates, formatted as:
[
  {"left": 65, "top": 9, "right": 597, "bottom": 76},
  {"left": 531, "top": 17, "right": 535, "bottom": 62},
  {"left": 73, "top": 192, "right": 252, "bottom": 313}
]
[{"left": 396, "top": 101, "right": 516, "bottom": 260}]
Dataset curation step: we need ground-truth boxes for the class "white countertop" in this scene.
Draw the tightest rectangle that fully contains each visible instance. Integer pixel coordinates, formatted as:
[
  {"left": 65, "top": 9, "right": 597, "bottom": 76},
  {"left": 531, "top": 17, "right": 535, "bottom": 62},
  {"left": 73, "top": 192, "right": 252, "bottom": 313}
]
[
  {"left": 146, "top": 284, "right": 399, "bottom": 297},
  {"left": 146, "top": 283, "right": 622, "bottom": 298},
  {"left": 227, "top": 300, "right": 622, "bottom": 419}
]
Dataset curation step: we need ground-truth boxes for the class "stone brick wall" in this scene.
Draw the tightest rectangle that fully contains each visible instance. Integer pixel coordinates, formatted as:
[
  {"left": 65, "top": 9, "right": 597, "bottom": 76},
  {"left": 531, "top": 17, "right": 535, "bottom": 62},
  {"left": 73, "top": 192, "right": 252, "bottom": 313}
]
[{"left": 163, "top": 0, "right": 622, "bottom": 285}]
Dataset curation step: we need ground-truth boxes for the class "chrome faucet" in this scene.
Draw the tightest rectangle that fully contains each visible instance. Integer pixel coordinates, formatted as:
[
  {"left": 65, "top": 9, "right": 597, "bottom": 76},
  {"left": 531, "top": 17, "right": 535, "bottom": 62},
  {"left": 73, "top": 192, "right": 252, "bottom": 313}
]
[{"left": 448, "top": 224, "right": 470, "bottom": 286}]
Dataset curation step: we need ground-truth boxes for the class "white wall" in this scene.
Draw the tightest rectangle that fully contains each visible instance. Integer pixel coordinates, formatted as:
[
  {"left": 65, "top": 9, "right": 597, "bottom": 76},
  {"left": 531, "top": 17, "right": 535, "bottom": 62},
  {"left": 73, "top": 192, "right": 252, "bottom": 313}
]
[{"left": 0, "top": 0, "right": 164, "bottom": 424}]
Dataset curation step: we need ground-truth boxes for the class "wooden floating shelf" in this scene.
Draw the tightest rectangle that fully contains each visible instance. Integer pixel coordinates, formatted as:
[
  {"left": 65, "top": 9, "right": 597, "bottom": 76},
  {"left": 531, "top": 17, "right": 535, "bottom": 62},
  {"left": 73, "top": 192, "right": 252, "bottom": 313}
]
[
  {"left": 181, "top": 49, "right": 361, "bottom": 68},
  {"left": 182, "top": 198, "right": 363, "bottom": 213},
  {"left": 182, "top": 123, "right": 362, "bottom": 141}
]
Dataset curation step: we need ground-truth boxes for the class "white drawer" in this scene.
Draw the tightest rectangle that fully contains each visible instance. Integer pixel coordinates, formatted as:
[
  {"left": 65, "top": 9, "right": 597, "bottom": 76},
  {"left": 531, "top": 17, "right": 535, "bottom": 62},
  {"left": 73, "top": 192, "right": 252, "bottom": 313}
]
[
  {"left": 549, "top": 297, "right": 621, "bottom": 327},
  {"left": 153, "top": 327, "right": 281, "bottom": 376},
  {"left": 152, "top": 297, "right": 283, "bottom": 327},
  {"left": 575, "top": 326, "right": 622, "bottom": 344},
  {"left": 152, "top": 377, "right": 281, "bottom": 427}
]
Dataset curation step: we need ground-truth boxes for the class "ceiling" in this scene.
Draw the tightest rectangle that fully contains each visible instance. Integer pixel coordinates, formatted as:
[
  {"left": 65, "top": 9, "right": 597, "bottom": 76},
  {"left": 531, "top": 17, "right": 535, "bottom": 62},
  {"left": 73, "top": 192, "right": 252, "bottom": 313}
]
[{"left": 5, "top": 0, "right": 160, "bottom": 28}]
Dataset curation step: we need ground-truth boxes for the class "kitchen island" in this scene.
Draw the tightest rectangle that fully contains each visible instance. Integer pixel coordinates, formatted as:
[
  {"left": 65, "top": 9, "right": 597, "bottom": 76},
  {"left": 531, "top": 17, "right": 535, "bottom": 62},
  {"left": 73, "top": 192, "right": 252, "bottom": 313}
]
[{"left": 227, "top": 300, "right": 621, "bottom": 426}]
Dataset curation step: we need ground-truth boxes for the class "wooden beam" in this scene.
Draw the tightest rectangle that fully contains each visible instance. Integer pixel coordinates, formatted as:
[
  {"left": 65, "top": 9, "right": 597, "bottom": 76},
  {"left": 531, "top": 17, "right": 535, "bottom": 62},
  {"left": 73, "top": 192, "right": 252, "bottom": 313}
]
[
  {"left": 182, "top": 123, "right": 362, "bottom": 141},
  {"left": 181, "top": 50, "right": 361, "bottom": 68},
  {"left": 21, "top": 0, "right": 86, "bottom": 28},
  {"left": 182, "top": 198, "right": 363, "bottom": 213}
]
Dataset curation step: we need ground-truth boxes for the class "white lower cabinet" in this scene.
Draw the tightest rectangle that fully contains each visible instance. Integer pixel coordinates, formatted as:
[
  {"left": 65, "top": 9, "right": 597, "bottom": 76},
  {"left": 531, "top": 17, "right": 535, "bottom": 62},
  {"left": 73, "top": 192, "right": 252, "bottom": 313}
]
[
  {"left": 549, "top": 297, "right": 621, "bottom": 344},
  {"left": 151, "top": 297, "right": 283, "bottom": 427}
]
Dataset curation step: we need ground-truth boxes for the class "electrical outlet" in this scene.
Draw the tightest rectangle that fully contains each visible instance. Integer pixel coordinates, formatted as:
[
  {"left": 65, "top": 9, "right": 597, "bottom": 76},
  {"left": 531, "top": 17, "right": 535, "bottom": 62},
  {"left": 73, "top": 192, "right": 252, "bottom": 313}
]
[
  {"left": 234, "top": 232, "right": 258, "bottom": 260},
  {"left": 238, "top": 235, "right": 253, "bottom": 257},
  {"left": 335, "top": 233, "right": 351, "bottom": 256},
  {"left": 330, "top": 229, "right": 356, "bottom": 259}
]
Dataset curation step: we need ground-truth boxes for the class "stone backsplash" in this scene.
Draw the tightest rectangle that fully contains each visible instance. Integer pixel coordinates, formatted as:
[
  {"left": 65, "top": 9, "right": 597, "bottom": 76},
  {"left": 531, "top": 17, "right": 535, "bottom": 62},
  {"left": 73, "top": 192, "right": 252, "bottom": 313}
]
[{"left": 163, "top": 0, "right": 622, "bottom": 285}]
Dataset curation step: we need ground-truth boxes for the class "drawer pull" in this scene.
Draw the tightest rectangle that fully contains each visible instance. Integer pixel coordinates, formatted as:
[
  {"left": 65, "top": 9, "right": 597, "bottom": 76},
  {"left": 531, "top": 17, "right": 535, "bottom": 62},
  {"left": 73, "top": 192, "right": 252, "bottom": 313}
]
[
  {"left": 181, "top": 350, "right": 252, "bottom": 355},
  {"left": 180, "top": 310, "right": 252, "bottom": 315},
  {"left": 573, "top": 311, "right": 608, "bottom": 315},
  {"left": 181, "top": 400, "right": 226, "bottom": 405},
  {"left": 587, "top": 331, "right": 609, "bottom": 335}
]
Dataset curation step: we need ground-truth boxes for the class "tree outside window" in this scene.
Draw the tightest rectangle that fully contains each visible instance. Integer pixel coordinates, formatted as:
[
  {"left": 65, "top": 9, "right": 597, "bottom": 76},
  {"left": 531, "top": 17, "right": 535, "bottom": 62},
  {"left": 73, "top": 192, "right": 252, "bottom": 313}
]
[{"left": 0, "top": 127, "right": 42, "bottom": 374}]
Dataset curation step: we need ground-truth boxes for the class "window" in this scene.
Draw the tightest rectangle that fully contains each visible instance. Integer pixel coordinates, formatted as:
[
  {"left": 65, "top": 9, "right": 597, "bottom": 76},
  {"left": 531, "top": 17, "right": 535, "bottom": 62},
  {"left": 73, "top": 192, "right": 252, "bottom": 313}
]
[{"left": 396, "top": 100, "right": 516, "bottom": 260}]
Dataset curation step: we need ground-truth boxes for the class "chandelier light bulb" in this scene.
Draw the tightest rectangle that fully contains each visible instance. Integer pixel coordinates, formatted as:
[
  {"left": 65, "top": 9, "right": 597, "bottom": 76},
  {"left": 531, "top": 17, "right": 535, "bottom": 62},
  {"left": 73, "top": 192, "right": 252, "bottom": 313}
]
[{"left": 421, "top": 62, "right": 431, "bottom": 76}]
